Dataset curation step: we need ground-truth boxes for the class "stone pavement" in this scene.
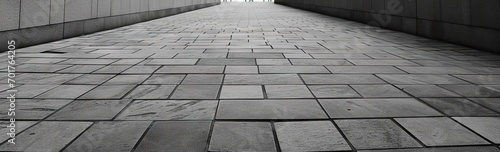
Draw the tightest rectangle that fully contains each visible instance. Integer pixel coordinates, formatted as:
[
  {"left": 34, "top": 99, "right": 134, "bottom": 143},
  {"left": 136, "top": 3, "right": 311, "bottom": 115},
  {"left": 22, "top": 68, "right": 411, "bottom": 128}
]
[{"left": 1, "top": 2, "right": 500, "bottom": 152}]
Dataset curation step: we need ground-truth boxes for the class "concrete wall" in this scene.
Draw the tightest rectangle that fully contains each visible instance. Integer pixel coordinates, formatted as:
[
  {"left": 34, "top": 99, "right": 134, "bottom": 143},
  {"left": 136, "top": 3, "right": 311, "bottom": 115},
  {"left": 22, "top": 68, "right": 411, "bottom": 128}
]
[
  {"left": 0, "top": 0, "right": 221, "bottom": 52},
  {"left": 275, "top": 0, "right": 500, "bottom": 52}
]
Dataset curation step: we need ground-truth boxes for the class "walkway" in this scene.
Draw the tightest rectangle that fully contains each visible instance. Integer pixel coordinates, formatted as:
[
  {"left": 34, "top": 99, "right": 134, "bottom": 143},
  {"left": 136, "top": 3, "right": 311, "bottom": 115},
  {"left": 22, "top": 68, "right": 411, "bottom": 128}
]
[{"left": 2, "top": 2, "right": 500, "bottom": 152}]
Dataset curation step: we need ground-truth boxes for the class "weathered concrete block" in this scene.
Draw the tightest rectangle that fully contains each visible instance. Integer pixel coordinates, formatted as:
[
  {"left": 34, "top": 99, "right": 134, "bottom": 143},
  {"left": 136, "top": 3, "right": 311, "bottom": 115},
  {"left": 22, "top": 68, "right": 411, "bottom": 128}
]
[
  {"left": 20, "top": 0, "right": 50, "bottom": 28},
  {"left": 92, "top": 0, "right": 98, "bottom": 18},
  {"left": 83, "top": 18, "right": 105, "bottom": 34},
  {"left": 372, "top": 0, "right": 386, "bottom": 13},
  {"left": 130, "top": 0, "right": 141, "bottom": 13},
  {"left": 50, "top": 0, "right": 65, "bottom": 24},
  {"left": 471, "top": 0, "right": 500, "bottom": 30},
  {"left": 65, "top": 0, "right": 92, "bottom": 22},
  {"left": 441, "top": 0, "right": 470, "bottom": 24},
  {"left": 0, "top": 0, "right": 20, "bottom": 31},
  {"left": 140, "top": 0, "right": 149, "bottom": 12},
  {"left": 98, "top": 0, "right": 112, "bottom": 17},
  {"left": 388, "top": 0, "right": 416, "bottom": 18},
  {"left": 0, "top": 24, "right": 63, "bottom": 49},
  {"left": 416, "top": 0, "right": 441, "bottom": 20},
  {"left": 63, "top": 21, "right": 84, "bottom": 38},
  {"left": 402, "top": 17, "right": 417, "bottom": 34}
]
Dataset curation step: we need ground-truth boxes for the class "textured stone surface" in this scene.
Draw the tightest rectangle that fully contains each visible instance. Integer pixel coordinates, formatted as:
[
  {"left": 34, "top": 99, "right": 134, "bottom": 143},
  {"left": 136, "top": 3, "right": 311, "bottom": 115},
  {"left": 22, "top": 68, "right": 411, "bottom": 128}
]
[
  {"left": 209, "top": 122, "right": 276, "bottom": 151},
  {"left": 117, "top": 100, "right": 218, "bottom": 120},
  {"left": 454, "top": 117, "right": 500, "bottom": 144},
  {"left": 275, "top": 121, "right": 351, "bottom": 151}
]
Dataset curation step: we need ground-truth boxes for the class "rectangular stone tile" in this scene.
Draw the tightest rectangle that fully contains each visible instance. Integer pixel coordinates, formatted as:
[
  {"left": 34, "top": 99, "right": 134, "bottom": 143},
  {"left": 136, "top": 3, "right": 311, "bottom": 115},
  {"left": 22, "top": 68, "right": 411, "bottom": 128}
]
[
  {"left": 57, "top": 65, "right": 105, "bottom": 73},
  {"left": 377, "top": 74, "right": 470, "bottom": 85},
  {"left": 396, "top": 85, "right": 462, "bottom": 97},
  {"left": 103, "top": 75, "right": 150, "bottom": 85},
  {"left": 78, "top": 85, "right": 136, "bottom": 99},
  {"left": 47, "top": 100, "right": 132, "bottom": 120},
  {"left": 308, "top": 85, "right": 361, "bottom": 98},
  {"left": 301, "top": 74, "right": 386, "bottom": 84},
  {"left": 359, "top": 146, "right": 500, "bottom": 152},
  {"left": 16, "top": 73, "right": 82, "bottom": 85},
  {"left": 170, "top": 85, "right": 220, "bottom": 99},
  {"left": 422, "top": 98, "right": 498, "bottom": 116},
  {"left": 182, "top": 74, "right": 223, "bottom": 84},
  {"left": 0, "top": 121, "right": 37, "bottom": 142},
  {"left": 228, "top": 52, "right": 285, "bottom": 58},
  {"left": 216, "top": 99, "right": 328, "bottom": 120},
  {"left": 310, "top": 53, "right": 371, "bottom": 59},
  {"left": 327, "top": 66, "right": 406, "bottom": 74},
  {"left": 265, "top": 85, "right": 314, "bottom": 99},
  {"left": 220, "top": 85, "right": 264, "bottom": 99},
  {"left": 453, "top": 75, "right": 500, "bottom": 84},
  {"left": 351, "top": 85, "right": 410, "bottom": 97},
  {"left": 143, "top": 74, "right": 186, "bottom": 84},
  {"left": 122, "top": 66, "right": 160, "bottom": 74},
  {"left": 64, "top": 74, "right": 115, "bottom": 85},
  {"left": 92, "top": 65, "right": 131, "bottom": 74},
  {"left": 289, "top": 59, "right": 353, "bottom": 65},
  {"left": 470, "top": 98, "right": 500, "bottom": 113},
  {"left": 256, "top": 59, "right": 291, "bottom": 65},
  {"left": 174, "top": 53, "right": 227, "bottom": 58},
  {"left": 398, "top": 66, "right": 476, "bottom": 74},
  {"left": 284, "top": 54, "right": 312, "bottom": 58},
  {"left": 0, "top": 121, "right": 92, "bottom": 152},
  {"left": 135, "top": 121, "right": 211, "bottom": 152},
  {"left": 22, "top": 58, "right": 66, "bottom": 64},
  {"left": 224, "top": 74, "right": 304, "bottom": 85},
  {"left": 112, "top": 59, "right": 145, "bottom": 65},
  {"left": 146, "top": 59, "right": 198, "bottom": 65},
  {"left": 125, "top": 85, "right": 176, "bottom": 99},
  {"left": 197, "top": 58, "right": 256, "bottom": 65},
  {"left": 36, "top": 85, "right": 96, "bottom": 99},
  {"left": 16, "top": 64, "right": 71, "bottom": 73},
  {"left": 116, "top": 100, "right": 218, "bottom": 120},
  {"left": 319, "top": 98, "right": 442, "bottom": 118},
  {"left": 395, "top": 117, "right": 489, "bottom": 146},
  {"left": 209, "top": 122, "right": 276, "bottom": 151},
  {"left": 259, "top": 66, "right": 330, "bottom": 73},
  {"left": 60, "top": 59, "right": 118, "bottom": 65},
  {"left": 348, "top": 60, "right": 419, "bottom": 66},
  {"left": 156, "top": 66, "right": 225, "bottom": 74},
  {"left": 64, "top": 121, "right": 151, "bottom": 152},
  {"left": 453, "top": 117, "right": 500, "bottom": 144},
  {"left": 0, "top": 99, "right": 72, "bottom": 119},
  {"left": 335, "top": 119, "right": 422, "bottom": 149},
  {"left": 441, "top": 85, "right": 500, "bottom": 97},
  {"left": 225, "top": 66, "right": 258, "bottom": 74},
  {"left": 275, "top": 121, "right": 351, "bottom": 151},
  {"left": 0, "top": 85, "right": 57, "bottom": 98}
]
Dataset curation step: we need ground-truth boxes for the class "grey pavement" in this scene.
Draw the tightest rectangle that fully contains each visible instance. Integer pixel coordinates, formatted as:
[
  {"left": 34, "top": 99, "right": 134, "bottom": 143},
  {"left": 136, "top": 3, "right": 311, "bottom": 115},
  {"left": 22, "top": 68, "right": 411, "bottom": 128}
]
[{"left": 1, "top": 2, "right": 500, "bottom": 152}]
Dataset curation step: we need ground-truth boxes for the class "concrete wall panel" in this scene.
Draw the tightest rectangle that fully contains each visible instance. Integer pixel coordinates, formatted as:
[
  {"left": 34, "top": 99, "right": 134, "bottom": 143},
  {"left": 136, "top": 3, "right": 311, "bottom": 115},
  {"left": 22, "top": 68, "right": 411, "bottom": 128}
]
[
  {"left": 65, "top": 0, "right": 92, "bottom": 22},
  {"left": 0, "top": 0, "right": 20, "bottom": 31},
  {"left": 20, "top": 0, "right": 51, "bottom": 28},
  {"left": 50, "top": 0, "right": 65, "bottom": 24}
]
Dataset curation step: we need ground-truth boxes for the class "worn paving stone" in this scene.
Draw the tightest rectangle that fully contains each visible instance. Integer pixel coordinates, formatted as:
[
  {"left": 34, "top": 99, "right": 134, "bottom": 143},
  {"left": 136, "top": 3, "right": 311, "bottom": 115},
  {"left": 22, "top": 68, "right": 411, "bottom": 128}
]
[
  {"left": 228, "top": 53, "right": 284, "bottom": 58},
  {"left": 93, "top": 65, "right": 131, "bottom": 74},
  {"left": 358, "top": 146, "right": 500, "bottom": 152},
  {"left": 351, "top": 85, "right": 410, "bottom": 97},
  {"left": 197, "top": 58, "right": 256, "bottom": 65},
  {"left": 47, "top": 100, "right": 132, "bottom": 120},
  {"left": 142, "top": 74, "right": 185, "bottom": 84},
  {"left": 216, "top": 99, "right": 328, "bottom": 120},
  {"left": 308, "top": 85, "right": 361, "bottom": 98},
  {"left": 327, "top": 66, "right": 406, "bottom": 74},
  {"left": 265, "top": 85, "right": 314, "bottom": 98},
  {"left": 453, "top": 75, "right": 500, "bottom": 84},
  {"left": 209, "top": 122, "right": 276, "bottom": 151},
  {"left": 377, "top": 74, "right": 470, "bottom": 85},
  {"left": 16, "top": 73, "right": 82, "bottom": 85},
  {"left": 224, "top": 74, "right": 303, "bottom": 84},
  {"left": 0, "top": 121, "right": 92, "bottom": 152},
  {"left": 335, "top": 119, "right": 422, "bottom": 149},
  {"left": 225, "top": 66, "right": 259, "bottom": 74},
  {"left": 57, "top": 65, "right": 104, "bottom": 73},
  {"left": 470, "top": 98, "right": 500, "bottom": 113},
  {"left": 395, "top": 117, "right": 489, "bottom": 146},
  {"left": 0, "top": 85, "right": 58, "bottom": 98},
  {"left": 122, "top": 66, "right": 160, "bottom": 74},
  {"left": 453, "top": 117, "right": 500, "bottom": 143},
  {"left": 124, "top": 85, "right": 176, "bottom": 99},
  {"left": 170, "top": 85, "right": 220, "bottom": 99},
  {"left": 290, "top": 59, "right": 352, "bottom": 65},
  {"left": 78, "top": 85, "right": 136, "bottom": 99},
  {"left": 182, "top": 74, "right": 223, "bottom": 84},
  {"left": 135, "top": 121, "right": 211, "bottom": 152},
  {"left": 103, "top": 75, "right": 150, "bottom": 85},
  {"left": 259, "top": 66, "right": 330, "bottom": 73},
  {"left": 301, "top": 74, "right": 386, "bottom": 84},
  {"left": 0, "top": 99, "right": 72, "bottom": 119},
  {"left": 147, "top": 59, "right": 198, "bottom": 65},
  {"left": 275, "top": 121, "right": 351, "bottom": 151},
  {"left": 398, "top": 66, "right": 476, "bottom": 74},
  {"left": 396, "top": 85, "right": 462, "bottom": 97},
  {"left": 256, "top": 59, "right": 291, "bottom": 65},
  {"left": 64, "top": 121, "right": 151, "bottom": 152},
  {"left": 36, "top": 85, "right": 97, "bottom": 99},
  {"left": 220, "top": 85, "right": 264, "bottom": 99},
  {"left": 0, "top": 121, "right": 37, "bottom": 142},
  {"left": 320, "top": 98, "right": 442, "bottom": 118},
  {"left": 439, "top": 85, "right": 500, "bottom": 97},
  {"left": 116, "top": 100, "right": 217, "bottom": 120},
  {"left": 64, "top": 74, "right": 115, "bottom": 85},
  {"left": 421, "top": 98, "right": 498, "bottom": 116},
  {"left": 156, "top": 66, "right": 225, "bottom": 74},
  {"left": 16, "top": 64, "right": 72, "bottom": 73}
]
